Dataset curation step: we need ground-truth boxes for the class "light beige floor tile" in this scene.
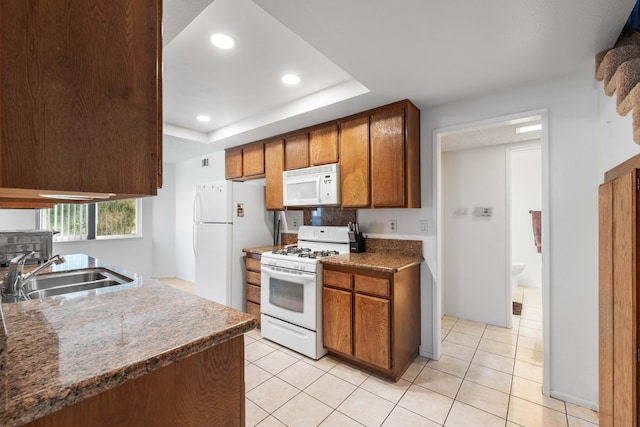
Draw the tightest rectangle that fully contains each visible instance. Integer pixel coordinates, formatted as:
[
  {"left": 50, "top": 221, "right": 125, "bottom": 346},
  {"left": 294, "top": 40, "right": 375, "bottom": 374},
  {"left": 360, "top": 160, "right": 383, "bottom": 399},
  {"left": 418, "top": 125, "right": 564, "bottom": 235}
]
[
  {"left": 506, "top": 422, "right": 523, "bottom": 427},
  {"left": 305, "top": 373, "right": 357, "bottom": 408},
  {"left": 457, "top": 318, "right": 487, "bottom": 328},
  {"left": 414, "top": 355, "right": 430, "bottom": 365},
  {"left": 383, "top": 406, "right": 441, "bottom": 427},
  {"left": 508, "top": 396, "right": 568, "bottom": 427},
  {"left": 254, "top": 349, "right": 299, "bottom": 375},
  {"left": 444, "top": 401, "right": 506, "bottom": 427},
  {"left": 278, "top": 360, "right": 325, "bottom": 390},
  {"left": 514, "top": 360, "right": 543, "bottom": 382},
  {"left": 245, "top": 328, "right": 264, "bottom": 341},
  {"left": 482, "top": 329, "right": 518, "bottom": 345},
  {"left": 443, "top": 314, "right": 459, "bottom": 321},
  {"left": 256, "top": 416, "right": 287, "bottom": 427},
  {"left": 273, "top": 392, "right": 333, "bottom": 427},
  {"left": 515, "top": 347, "right": 543, "bottom": 366},
  {"left": 261, "top": 338, "right": 283, "bottom": 349},
  {"left": 245, "top": 359, "right": 251, "bottom": 367},
  {"left": 319, "top": 411, "right": 364, "bottom": 426},
  {"left": 568, "top": 415, "right": 598, "bottom": 427},
  {"left": 566, "top": 402, "right": 598, "bottom": 424},
  {"left": 245, "top": 341, "right": 277, "bottom": 362},
  {"left": 520, "top": 319, "right": 543, "bottom": 330},
  {"left": 520, "top": 311, "right": 543, "bottom": 322},
  {"left": 486, "top": 324, "right": 518, "bottom": 336},
  {"left": 516, "top": 335, "right": 543, "bottom": 352},
  {"left": 414, "top": 366, "right": 463, "bottom": 398},
  {"left": 442, "top": 317, "right": 457, "bottom": 329},
  {"left": 246, "top": 398, "right": 269, "bottom": 427},
  {"left": 441, "top": 341, "right": 477, "bottom": 362},
  {"left": 427, "top": 354, "right": 470, "bottom": 378},
  {"left": 246, "top": 377, "right": 299, "bottom": 413},
  {"left": 442, "top": 328, "right": 451, "bottom": 340},
  {"left": 465, "top": 364, "right": 513, "bottom": 394},
  {"left": 245, "top": 363, "right": 274, "bottom": 391},
  {"left": 451, "top": 322, "right": 486, "bottom": 337},
  {"left": 337, "top": 388, "right": 395, "bottom": 427},
  {"left": 329, "top": 362, "right": 370, "bottom": 386},
  {"left": 401, "top": 360, "right": 426, "bottom": 382},
  {"left": 444, "top": 331, "right": 481, "bottom": 349},
  {"left": 245, "top": 334, "right": 257, "bottom": 345},
  {"left": 302, "top": 354, "right": 339, "bottom": 371},
  {"left": 275, "top": 345, "right": 305, "bottom": 360},
  {"left": 478, "top": 337, "right": 516, "bottom": 358},
  {"left": 510, "top": 376, "right": 565, "bottom": 412},
  {"left": 519, "top": 326, "right": 543, "bottom": 340},
  {"left": 360, "top": 375, "right": 411, "bottom": 403},
  {"left": 455, "top": 380, "right": 509, "bottom": 418},
  {"left": 472, "top": 350, "right": 515, "bottom": 374},
  {"left": 397, "top": 384, "right": 454, "bottom": 425}
]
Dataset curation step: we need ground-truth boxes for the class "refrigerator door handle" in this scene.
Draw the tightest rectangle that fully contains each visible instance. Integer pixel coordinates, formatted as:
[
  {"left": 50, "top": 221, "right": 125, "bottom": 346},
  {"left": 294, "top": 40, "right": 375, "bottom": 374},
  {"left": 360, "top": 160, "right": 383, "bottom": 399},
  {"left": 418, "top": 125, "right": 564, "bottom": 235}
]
[
  {"left": 192, "top": 223, "right": 198, "bottom": 257},
  {"left": 193, "top": 191, "right": 202, "bottom": 222}
]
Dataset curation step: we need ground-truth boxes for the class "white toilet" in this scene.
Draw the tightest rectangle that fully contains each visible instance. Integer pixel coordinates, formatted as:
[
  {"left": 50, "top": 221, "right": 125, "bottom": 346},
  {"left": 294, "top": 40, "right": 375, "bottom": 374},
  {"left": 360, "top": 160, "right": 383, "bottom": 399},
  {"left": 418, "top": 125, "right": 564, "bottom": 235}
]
[{"left": 511, "top": 262, "right": 526, "bottom": 292}]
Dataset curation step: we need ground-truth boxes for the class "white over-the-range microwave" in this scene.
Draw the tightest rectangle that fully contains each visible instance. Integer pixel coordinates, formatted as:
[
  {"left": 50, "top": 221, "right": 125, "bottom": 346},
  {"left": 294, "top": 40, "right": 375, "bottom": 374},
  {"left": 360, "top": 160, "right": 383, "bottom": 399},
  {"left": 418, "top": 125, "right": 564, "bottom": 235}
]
[{"left": 282, "top": 163, "right": 340, "bottom": 207}]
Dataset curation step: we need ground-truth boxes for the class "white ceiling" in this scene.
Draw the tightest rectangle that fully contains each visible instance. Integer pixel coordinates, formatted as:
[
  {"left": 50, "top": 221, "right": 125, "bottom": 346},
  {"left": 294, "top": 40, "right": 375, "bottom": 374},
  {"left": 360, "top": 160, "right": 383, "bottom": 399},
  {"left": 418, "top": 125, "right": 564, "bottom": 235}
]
[{"left": 162, "top": 0, "right": 635, "bottom": 163}]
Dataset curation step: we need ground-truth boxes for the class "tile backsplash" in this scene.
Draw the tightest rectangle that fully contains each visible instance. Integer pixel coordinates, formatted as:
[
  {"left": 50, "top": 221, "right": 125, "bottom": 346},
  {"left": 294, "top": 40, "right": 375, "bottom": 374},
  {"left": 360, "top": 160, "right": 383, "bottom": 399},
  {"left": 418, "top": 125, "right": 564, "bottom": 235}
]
[{"left": 303, "top": 208, "right": 356, "bottom": 226}]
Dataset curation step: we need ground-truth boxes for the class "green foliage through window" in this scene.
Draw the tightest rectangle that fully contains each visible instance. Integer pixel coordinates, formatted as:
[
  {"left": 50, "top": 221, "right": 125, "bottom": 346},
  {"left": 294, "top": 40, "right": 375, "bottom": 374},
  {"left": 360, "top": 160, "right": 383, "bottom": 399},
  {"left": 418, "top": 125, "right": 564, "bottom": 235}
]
[{"left": 97, "top": 200, "right": 137, "bottom": 237}]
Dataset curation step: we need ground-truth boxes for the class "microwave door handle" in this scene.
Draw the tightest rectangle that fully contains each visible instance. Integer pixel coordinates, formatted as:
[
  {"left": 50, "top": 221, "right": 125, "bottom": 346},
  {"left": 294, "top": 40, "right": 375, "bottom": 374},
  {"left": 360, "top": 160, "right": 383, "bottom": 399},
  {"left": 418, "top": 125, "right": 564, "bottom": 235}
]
[{"left": 317, "top": 177, "right": 322, "bottom": 203}]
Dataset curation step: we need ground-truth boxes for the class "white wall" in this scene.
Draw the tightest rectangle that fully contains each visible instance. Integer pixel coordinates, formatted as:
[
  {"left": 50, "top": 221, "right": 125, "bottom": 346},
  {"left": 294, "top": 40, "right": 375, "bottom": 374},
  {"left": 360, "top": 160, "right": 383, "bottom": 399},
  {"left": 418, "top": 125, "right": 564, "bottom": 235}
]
[
  {"left": 151, "top": 163, "right": 177, "bottom": 277},
  {"left": 174, "top": 152, "right": 225, "bottom": 283},
  {"left": 510, "top": 146, "right": 542, "bottom": 287},
  {"left": 0, "top": 210, "right": 37, "bottom": 230},
  {"left": 442, "top": 144, "right": 509, "bottom": 326},
  {"left": 423, "top": 67, "right": 601, "bottom": 408}
]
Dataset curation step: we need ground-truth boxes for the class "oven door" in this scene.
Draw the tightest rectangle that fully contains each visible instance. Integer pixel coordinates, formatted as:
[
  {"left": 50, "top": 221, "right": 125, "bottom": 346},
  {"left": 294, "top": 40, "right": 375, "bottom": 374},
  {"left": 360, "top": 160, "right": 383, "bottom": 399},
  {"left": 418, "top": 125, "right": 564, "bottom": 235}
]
[{"left": 261, "top": 264, "right": 317, "bottom": 330}]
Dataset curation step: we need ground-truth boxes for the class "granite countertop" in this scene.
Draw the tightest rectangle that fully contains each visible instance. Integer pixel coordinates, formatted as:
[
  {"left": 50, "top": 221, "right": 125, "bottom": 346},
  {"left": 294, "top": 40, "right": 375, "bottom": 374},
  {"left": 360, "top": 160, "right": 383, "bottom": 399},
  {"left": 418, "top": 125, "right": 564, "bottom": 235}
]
[
  {"left": 242, "top": 245, "right": 284, "bottom": 255},
  {"left": 319, "top": 252, "right": 423, "bottom": 273},
  {"left": 0, "top": 254, "right": 256, "bottom": 426}
]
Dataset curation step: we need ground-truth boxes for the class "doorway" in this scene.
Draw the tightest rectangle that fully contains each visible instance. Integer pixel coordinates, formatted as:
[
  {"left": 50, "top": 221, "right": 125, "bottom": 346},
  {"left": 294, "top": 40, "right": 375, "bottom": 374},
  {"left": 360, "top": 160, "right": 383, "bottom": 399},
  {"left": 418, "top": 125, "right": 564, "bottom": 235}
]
[{"left": 434, "top": 109, "right": 550, "bottom": 394}]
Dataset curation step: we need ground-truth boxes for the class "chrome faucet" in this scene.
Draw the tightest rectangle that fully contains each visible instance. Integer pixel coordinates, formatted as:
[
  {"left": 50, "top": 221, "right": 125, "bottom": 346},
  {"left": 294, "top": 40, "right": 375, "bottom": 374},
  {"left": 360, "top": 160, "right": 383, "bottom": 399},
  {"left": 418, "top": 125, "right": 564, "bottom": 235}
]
[{"left": 1, "top": 253, "right": 65, "bottom": 300}]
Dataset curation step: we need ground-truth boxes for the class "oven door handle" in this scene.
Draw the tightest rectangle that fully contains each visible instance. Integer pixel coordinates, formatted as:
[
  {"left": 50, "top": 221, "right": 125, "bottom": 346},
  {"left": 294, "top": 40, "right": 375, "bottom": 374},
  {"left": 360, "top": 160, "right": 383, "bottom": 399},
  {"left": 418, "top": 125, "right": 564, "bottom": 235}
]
[{"left": 261, "top": 265, "right": 316, "bottom": 281}]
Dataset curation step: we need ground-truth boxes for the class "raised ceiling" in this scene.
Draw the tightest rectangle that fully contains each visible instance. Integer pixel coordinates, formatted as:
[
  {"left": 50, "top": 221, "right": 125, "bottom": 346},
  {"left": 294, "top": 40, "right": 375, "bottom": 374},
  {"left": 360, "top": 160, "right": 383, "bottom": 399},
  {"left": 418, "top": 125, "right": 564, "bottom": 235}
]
[{"left": 162, "top": 0, "right": 635, "bottom": 162}]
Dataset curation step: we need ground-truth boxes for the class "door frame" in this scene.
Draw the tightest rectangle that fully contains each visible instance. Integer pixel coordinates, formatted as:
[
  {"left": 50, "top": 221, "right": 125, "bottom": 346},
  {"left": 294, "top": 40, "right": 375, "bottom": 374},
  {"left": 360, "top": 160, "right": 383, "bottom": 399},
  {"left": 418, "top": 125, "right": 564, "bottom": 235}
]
[{"left": 433, "top": 108, "right": 550, "bottom": 395}]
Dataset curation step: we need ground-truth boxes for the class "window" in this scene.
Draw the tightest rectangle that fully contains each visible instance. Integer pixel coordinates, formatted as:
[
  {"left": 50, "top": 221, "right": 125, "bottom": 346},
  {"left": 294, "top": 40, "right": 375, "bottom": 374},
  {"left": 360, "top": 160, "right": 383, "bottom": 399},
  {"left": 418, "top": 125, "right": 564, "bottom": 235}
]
[{"left": 39, "top": 199, "right": 141, "bottom": 241}]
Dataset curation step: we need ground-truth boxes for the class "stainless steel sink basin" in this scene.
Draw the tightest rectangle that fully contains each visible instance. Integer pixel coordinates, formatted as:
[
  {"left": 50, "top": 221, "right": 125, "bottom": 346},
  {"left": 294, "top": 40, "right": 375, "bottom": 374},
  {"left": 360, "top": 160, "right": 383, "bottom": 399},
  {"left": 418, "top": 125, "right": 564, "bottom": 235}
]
[{"left": 21, "top": 268, "right": 133, "bottom": 299}]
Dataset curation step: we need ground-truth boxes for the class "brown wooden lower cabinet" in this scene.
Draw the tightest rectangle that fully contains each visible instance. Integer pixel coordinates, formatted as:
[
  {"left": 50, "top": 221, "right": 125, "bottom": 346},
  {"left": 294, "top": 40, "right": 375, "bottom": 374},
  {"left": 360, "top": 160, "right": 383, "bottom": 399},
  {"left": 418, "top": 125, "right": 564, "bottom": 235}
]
[
  {"left": 25, "top": 335, "right": 245, "bottom": 427},
  {"left": 245, "top": 253, "right": 262, "bottom": 327},
  {"left": 599, "top": 159, "right": 640, "bottom": 427},
  {"left": 322, "top": 263, "right": 420, "bottom": 381}
]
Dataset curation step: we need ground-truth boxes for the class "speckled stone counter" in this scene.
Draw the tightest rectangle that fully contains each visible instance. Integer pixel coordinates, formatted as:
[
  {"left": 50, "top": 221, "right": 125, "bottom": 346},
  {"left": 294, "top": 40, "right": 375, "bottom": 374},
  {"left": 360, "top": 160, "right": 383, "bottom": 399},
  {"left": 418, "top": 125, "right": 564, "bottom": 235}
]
[
  {"left": 319, "top": 252, "right": 423, "bottom": 272},
  {"left": 242, "top": 245, "right": 284, "bottom": 255},
  {"left": 0, "top": 254, "right": 256, "bottom": 426}
]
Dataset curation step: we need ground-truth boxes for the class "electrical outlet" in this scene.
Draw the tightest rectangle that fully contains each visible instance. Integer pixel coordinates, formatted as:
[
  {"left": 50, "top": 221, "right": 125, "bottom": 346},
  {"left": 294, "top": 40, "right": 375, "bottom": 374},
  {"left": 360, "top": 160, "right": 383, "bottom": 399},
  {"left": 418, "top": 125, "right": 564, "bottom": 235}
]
[
  {"left": 292, "top": 219, "right": 298, "bottom": 228},
  {"left": 419, "top": 220, "right": 428, "bottom": 233},
  {"left": 389, "top": 220, "right": 397, "bottom": 232}
]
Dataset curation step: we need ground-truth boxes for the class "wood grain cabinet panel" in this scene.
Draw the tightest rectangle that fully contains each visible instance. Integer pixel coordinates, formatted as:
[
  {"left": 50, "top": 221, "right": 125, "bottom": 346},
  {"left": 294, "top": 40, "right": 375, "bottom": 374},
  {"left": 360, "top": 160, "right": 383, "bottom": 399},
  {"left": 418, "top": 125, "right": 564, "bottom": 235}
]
[
  {"left": 370, "top": 108, "right": 405, "bottom": 207},
  {"left": 599, "top": 160, "right": 640, "bottom": 426},
  {"left": 0, "top": 0, "right": 162, "bottom": 202},
  {"left": 265, "top": 139, "right": 285, "bottom": 210},
  {"left": 225, "top": 148, "right": 243, "bottom": 180},
  {"left": 244, "top": 253, "right": 263, "bottom": 327},
  {"left": 310, "top": 124, "right": 339, "bottom": 166},
  {"left": 354, "top": 275, "right": 390, "bottom": 297},
  {"left": 285, "top": 133, "right": 310, "bottom": 170},
  {"left": 354, "top": 293, "right": 390, "bottom": 370},
  {"left": 340, "top": 116, "right": 370, "bottom": 208},
  {"left": 323, "top": 286, "right": 352, "bottom": 356},
  {"left": 243, "top": 142, "right": 265, "bottom": 177},
  {"left": 324, "top": 269, "right": 353, "bottom": 290}
]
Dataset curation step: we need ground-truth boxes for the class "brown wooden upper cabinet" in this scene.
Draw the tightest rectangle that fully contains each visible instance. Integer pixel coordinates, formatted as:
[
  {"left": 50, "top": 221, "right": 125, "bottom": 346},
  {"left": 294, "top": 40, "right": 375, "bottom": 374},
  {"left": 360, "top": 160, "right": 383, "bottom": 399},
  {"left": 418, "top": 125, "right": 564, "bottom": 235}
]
[
  {"left": 310, "top": 124, "right": 339, "bottom": 166},
  {"left": 370, "top": 102, "right": 421, "bottom": 208},
  {"left": 0, "top": 0, "right": 162, "bottom": 204},
  {"left": 284, "top": 133, "right": 310, "bottom": 170},
  {"left": 340, "top": 116, "right": 370, "bottom": 208},
  {"left": 225, "top": 142, "right": 265, "bottom": 181},
  {"left": 265, "top": 139, "right": 285, "bottom": 211}
]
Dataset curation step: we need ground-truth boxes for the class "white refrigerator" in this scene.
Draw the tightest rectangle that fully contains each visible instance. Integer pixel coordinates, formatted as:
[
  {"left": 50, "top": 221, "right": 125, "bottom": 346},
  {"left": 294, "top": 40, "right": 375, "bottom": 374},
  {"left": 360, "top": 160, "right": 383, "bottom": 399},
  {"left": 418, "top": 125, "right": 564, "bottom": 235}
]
[{"left": 193, "top": 181, "right": 273, "bottom": 311}]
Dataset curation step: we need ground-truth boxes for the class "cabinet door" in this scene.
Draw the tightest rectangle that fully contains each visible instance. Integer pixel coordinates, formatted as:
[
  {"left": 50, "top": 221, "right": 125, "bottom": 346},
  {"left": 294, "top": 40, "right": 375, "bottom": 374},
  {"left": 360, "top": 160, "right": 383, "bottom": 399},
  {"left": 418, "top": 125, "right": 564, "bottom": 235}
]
[
  {"left": 354, "top": 293, "right": 390, "bottom": 370},
  {"left": 340, "top": 116, "right": 370, "bottom": 208},
  {"left": 323, "top": 286, "right": 352, "bottom": 355},
  {"left": 370, "top": 108, "right": 405, "bottom": 207},
  {"left": 1, "top": 0, "right": 161, "bottom": 196},
  {"left": 225, "top": 148, "right": 243, "bottom": 179},
  {"left": 243, "top": 143, "right": 265, "bottom": 177},
  {"left": 310, "top": 124, "right": 339, "bottom": 166},
  {"left": 284, "top": 133, "right": 310, "bottom": 170},
  {"left": 265, "top": 139, "right": 284, "bottom": 210}
]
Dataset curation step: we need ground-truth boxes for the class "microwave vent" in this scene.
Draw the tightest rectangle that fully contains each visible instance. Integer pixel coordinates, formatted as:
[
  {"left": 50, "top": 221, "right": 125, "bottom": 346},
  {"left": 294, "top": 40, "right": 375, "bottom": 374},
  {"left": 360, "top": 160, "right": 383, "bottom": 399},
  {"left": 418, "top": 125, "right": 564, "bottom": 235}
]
[{"left": 283, "top": 163, "right": 339, "bottom": 178}]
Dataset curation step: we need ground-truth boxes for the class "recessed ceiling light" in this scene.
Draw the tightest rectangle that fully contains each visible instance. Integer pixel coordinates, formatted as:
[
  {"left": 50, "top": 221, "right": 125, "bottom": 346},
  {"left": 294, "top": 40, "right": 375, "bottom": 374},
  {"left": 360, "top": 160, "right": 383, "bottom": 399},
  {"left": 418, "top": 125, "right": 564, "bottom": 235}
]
[
  {"left": 210, "top": 33, "right": 235, "bottom": 49},
  {"left": 516, "top": 124, "right": 542, "bottom": 134},
  {"left": 281, "top": 74, "right": 300, "bottom": 85},
  {"left": 197, "top": 115, "right": 211, "bottom": 122}
]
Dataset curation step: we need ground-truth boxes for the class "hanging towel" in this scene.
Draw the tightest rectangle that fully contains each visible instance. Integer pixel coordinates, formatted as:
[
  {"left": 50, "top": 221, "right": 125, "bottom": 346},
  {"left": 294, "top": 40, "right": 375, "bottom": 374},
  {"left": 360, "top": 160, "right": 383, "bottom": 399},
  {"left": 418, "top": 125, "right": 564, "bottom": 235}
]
[{"left": 529, "top": 210, "right": 542, "bottom": 253}]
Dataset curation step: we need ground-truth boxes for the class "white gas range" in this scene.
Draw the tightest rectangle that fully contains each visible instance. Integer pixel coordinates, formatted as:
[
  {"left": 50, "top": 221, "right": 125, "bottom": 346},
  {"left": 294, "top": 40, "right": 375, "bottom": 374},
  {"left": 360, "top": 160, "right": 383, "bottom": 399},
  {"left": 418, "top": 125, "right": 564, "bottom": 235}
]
[{"left": 260, "top": 225, "right": 350, "bottom": 359}]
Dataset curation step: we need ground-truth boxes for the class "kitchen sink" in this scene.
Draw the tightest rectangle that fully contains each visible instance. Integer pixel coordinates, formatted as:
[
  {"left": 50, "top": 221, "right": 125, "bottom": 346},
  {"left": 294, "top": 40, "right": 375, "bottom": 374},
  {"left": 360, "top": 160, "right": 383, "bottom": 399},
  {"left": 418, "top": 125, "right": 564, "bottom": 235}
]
[{"left": 21, "top": 268, "right": 134, "bottom": 300}]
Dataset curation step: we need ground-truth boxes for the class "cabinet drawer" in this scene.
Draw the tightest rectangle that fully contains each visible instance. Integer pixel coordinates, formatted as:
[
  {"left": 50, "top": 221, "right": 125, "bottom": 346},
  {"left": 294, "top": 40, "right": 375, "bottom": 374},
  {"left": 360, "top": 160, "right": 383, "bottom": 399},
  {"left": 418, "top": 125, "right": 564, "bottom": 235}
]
[
  {"left": 324, "top": 269, "right": 352, "bottom": 290},
  {"left": 246, "top": 284, "right": 261, "bottom": 304},
  {"left": 246, "top": 256, "right": 261, "bottom": 272},
  {"left": 246, "top": 301, "right": 261, "bottom": 327},
  {"left": 246, "top": 270, "right": 261, "bottom": 286},
  {"left": 354, "top": 275, "right": 390, "bottom": 297}
]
